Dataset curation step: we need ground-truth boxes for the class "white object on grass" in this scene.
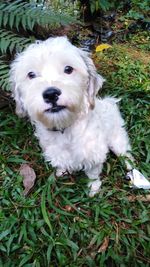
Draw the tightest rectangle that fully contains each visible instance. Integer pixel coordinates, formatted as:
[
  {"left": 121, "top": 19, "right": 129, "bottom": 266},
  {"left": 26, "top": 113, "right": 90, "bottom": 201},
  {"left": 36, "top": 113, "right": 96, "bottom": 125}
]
[{"left": 126, "top": 168, "right": 150, "bottom": 189}]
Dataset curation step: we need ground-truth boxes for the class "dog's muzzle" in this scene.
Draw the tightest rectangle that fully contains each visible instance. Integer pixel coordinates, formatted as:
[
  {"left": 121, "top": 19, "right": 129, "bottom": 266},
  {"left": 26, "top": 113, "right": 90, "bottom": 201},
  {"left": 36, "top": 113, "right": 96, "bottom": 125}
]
[{"left": 43, "top": 87, "right": 66, "bottom": 113}]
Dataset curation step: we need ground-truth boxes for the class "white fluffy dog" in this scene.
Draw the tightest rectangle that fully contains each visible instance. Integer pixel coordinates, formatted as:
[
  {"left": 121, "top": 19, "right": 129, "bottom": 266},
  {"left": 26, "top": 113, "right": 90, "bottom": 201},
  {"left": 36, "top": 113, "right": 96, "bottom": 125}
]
[{"left": 10, "top": 36, "right": 133, "bottom": 196}]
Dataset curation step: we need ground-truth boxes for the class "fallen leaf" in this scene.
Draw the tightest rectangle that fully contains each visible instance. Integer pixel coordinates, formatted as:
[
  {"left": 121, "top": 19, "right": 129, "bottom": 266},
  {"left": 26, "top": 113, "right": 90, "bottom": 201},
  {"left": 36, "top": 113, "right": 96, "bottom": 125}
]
[
  {"left": 98, "top": 237, "right": 109, "bottom": 253},
  {"left": 95, "top": 43, "right": 112, "bottom": 52},
  {"left": 127, "top": 195, "right": 150, "bottom": 202},
  {"left": 20, "top": 164, "right": 36, "bottom": 196}
]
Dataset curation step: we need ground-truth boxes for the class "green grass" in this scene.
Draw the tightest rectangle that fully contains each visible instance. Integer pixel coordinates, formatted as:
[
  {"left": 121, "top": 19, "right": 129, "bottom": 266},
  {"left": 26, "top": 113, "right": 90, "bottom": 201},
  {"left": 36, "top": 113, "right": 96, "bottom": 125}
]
[{"left": 0, "top": 35, "right": 150, "bottom": 266}]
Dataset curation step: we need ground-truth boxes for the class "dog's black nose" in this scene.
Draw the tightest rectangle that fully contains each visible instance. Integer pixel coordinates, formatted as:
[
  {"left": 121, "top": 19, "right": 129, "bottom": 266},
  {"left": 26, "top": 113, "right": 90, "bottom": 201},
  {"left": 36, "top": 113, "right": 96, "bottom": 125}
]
[{"left": 43, "top": 87, "right": 61, "bottom": 104}]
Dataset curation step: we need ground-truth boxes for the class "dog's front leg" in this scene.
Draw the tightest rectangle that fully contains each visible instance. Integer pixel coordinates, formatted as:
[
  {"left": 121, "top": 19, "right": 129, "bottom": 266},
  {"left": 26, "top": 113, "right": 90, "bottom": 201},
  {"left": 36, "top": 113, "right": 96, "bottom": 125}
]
[
  {"left": 86, "top": 164, "right": 103, "bottom": 197},
  {"left": 56, "top": 168, "right": 68, "bottom": 177}
]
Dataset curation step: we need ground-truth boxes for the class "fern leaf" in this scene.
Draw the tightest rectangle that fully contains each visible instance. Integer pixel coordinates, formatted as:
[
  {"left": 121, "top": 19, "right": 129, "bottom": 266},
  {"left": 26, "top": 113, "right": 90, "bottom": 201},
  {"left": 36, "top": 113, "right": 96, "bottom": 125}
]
[
  {"left": 0, "top": 0, "right": 76, "bottom": 31},
  {"left": 0, "top": 59, "right": 10, "bottom": 91},
  {"left": 0, "top": 29, "right": 33, "bottom": 54},
  {"left": 9, "top": 13, "right": 15, "bottom": 29}
]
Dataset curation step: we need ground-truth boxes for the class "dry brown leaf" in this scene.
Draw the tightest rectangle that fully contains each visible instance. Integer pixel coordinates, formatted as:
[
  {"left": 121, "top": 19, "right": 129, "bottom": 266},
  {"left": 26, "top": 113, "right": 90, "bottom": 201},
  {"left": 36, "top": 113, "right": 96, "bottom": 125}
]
[
  {"left": 20, "top": 164, "right": 36, "bottom": 196},
  {"left": 128, "top": 195, "right": 150, "bottom": 202},
  {"left": 98, "top": 237, "right": 109, "bottom": 253}
]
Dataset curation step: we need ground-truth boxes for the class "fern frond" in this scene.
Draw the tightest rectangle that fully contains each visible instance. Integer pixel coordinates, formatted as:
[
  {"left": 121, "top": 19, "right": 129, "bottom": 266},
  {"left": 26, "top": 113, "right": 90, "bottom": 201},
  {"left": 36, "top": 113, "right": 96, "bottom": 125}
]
[
  {"left": 0, "top": 29, "right": 33, "bottom": 54},
  {"left": 0, "top": 59, "right": 10, "bottom": 91},
  {"left": 0, "top": 0, "right": 76, "bottom": 31}
]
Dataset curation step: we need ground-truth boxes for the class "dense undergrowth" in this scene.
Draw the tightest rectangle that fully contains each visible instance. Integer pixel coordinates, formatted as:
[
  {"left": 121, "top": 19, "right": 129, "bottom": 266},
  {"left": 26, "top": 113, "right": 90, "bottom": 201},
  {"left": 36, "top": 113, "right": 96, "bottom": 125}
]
[{"left": 0, "top": 30, "right": 150, "bottom": 266}]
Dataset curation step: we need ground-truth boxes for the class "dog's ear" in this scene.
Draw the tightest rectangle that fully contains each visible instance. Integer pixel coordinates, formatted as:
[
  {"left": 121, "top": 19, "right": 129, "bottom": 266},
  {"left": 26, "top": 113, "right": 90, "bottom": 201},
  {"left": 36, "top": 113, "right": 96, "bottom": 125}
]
[
  {"left": 79, "top": 50, "right": 105, "bottom": 109},
  {"left": 13, "top": 86, "right": 27, "bottom": 118},
  {"left": 10, "top": 63, "right": 27, "bottom": 118}
]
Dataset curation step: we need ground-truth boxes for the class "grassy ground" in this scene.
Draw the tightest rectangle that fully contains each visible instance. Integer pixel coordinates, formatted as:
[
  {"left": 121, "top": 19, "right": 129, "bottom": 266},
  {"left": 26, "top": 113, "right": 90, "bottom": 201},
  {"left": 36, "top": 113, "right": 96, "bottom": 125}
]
[{"left": 0, "top": 32, "right": 150, "bottom": 266}]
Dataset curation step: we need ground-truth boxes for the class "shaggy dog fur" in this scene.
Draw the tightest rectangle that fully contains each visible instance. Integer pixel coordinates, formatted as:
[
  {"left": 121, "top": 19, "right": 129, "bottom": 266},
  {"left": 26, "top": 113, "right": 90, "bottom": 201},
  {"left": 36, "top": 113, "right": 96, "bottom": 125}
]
[{"left": 10, "top": 36, "right": 133, "bottom": 196}]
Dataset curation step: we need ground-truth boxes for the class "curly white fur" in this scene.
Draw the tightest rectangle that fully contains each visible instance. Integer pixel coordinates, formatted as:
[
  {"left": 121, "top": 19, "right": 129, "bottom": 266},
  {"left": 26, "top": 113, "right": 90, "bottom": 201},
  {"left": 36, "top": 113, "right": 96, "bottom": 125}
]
[{"left": 10, "top": 36, "right": 133, "bottom": 196}]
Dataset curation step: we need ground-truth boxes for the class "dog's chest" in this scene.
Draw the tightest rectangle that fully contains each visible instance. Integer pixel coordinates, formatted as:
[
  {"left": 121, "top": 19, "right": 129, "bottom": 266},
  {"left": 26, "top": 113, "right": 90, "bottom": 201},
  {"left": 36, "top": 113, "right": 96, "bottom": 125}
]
[
  {"left": 38, "top": 129, "right": 92, "bottom": 169},
  {"left": 36, "top": 117, "right": 108, "bottom": 171},
  {"left": 38, "top": 127, "right": 101, "bottom": 170},
  {"left": 46, "top": 131, "right": 87, "bottom": 162}
]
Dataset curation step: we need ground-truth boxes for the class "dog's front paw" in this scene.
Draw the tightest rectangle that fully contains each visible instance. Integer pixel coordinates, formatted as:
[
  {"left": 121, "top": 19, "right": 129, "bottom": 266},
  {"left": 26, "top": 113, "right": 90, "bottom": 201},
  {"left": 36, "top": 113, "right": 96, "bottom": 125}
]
[
  {"left": 88, "top": 180, "right": 102, "bottom": 197},
  {"left": 56, "top": 168, "right": 67, "bottom": 177}
]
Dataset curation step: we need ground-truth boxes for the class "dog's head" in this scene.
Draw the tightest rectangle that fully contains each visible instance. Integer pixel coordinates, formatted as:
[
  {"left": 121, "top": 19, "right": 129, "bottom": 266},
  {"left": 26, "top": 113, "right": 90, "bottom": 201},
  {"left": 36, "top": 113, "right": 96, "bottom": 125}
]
[{"left": 10, "top": 37, "right": 104, "bottom": 130}]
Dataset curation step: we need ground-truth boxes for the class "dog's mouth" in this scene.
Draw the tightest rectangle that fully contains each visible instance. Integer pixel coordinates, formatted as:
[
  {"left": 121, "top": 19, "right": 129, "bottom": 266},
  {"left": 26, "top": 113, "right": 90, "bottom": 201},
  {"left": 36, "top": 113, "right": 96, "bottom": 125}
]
[{"left": 45, "top": 105, "right": 66, "bottom": 113}]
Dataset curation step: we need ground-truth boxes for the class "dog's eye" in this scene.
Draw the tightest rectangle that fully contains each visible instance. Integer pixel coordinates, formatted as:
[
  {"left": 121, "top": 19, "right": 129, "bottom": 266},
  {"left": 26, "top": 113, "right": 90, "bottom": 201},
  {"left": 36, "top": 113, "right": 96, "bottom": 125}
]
[
  {"left": 27, "top": 72, "right": 36, "bottom": 79},
  {"left": 64, "top": 66, "right": 74, "bottom": 74}
]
